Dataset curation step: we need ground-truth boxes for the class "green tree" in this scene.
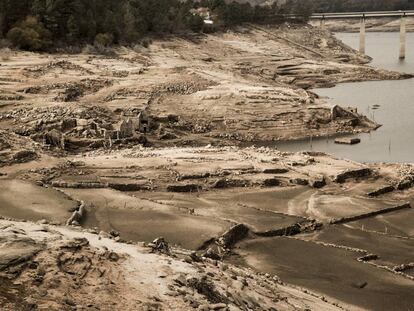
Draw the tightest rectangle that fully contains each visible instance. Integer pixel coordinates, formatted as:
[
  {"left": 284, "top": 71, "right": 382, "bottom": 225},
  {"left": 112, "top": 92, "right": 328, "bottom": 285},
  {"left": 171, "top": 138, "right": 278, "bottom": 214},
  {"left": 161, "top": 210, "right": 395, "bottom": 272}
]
[
  {"left": 7, "top": 16, "right": 51, "bottom": 50},
  {"left": 185, "top": 13, "right": 204, "bottom": 33}
]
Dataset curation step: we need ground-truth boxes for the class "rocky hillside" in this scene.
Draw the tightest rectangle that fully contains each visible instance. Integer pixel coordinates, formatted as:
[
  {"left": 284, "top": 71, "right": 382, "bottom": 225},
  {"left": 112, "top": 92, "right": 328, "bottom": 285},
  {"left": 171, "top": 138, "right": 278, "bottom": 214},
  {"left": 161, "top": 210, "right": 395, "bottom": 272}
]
[{"left": 0, "top": 219, "right": 345, "bottom": 310}]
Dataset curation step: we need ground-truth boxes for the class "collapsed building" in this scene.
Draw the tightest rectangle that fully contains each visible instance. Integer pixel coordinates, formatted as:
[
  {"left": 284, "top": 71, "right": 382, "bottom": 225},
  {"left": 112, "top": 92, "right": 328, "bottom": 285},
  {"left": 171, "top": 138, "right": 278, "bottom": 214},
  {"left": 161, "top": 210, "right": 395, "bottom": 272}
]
[{"left": 43, "top": 110, "right": 150, "bottom": 150}]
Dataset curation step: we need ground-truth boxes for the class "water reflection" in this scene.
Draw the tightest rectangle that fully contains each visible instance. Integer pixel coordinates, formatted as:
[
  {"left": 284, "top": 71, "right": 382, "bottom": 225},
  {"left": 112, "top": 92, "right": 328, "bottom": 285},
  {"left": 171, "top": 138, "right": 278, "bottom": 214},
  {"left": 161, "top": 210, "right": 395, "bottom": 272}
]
[{"left": 276, "top": 32, "right": 414, "bottom": 163}]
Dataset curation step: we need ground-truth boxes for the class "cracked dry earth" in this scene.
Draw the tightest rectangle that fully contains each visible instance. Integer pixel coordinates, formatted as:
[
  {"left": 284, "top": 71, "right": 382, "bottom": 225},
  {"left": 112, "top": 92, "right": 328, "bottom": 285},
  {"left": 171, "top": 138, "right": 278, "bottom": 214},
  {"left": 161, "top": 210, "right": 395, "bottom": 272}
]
[{"left": 0, "top": 23, "right": 414, "bottom": 311}]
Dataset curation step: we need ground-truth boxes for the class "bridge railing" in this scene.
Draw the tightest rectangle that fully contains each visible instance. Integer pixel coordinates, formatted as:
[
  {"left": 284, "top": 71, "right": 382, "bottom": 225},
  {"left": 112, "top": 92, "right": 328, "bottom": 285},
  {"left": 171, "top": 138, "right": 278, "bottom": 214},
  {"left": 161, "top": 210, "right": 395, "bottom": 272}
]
[{"left": 311, "top": 10, "right": 414, "bottom": 19}]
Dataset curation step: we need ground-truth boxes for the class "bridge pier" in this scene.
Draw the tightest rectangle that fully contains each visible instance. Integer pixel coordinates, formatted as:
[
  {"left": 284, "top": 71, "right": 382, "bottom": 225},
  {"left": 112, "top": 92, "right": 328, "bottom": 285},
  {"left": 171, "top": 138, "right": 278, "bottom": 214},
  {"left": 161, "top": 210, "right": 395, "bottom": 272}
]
[
  {"left": 359, "top": 16, "right": 366, "bottom": 54},
  {"left": 320, "top": 16, "right": 325, "bottom": 28},
  {"left": 400, "top": 15, "right": 406, "bottom": 59}
]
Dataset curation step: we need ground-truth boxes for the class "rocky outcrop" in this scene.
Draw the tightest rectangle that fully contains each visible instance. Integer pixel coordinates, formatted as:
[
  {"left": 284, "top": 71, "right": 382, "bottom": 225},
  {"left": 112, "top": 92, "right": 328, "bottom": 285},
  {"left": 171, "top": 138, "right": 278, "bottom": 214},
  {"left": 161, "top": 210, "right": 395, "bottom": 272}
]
[
  {"left": 334, "top": 168, "right": 372, "bottom": 183},
  {"left": 0, "top": 235, "right": 41, "bottom": 273},
  {"left": 218, "top": 224, "right": 250, "bottom": 249},
  {"left": 0, "top": 219, "right": 347, "bottom": 311}
]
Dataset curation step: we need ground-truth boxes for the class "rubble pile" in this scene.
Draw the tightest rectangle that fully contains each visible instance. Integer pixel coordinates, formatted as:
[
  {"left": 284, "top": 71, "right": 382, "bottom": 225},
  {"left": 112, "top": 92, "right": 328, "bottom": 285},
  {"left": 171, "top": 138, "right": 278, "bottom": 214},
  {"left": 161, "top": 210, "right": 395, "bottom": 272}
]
[
  {"left": 0, "top": 93, "right": 24, "bottom": 101},
  {"left": 155, "top": 77, "right": 217, "bottom": 96},
  {"left": 396, "top": 164, "right": 414, "bottom": 190},
  {"left": 55, "top": 79, "right": 113, "bottom": 102},
  {"left": 104, "top": 87, "right": 150, "bottom": 102},
  {"left": 0, "top": 105, "right": 149, "bottom": 152},
  {"left": 23, "top": 60, "right": 93, "bottom": 78}
]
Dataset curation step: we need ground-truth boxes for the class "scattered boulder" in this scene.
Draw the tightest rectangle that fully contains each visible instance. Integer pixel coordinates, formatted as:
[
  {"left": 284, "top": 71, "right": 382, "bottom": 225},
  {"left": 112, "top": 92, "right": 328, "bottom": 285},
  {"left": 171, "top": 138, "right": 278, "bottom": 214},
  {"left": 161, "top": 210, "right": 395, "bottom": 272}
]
[{"left": 148, "top": 237, "right": 171, "bottom": 255}]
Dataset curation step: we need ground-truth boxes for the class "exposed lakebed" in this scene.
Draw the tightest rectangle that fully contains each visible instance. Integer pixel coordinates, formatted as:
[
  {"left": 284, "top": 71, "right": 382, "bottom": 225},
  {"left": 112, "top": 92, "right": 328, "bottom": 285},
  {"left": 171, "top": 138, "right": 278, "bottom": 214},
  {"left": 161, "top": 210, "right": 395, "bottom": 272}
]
[{"left": 277, "top": 32, "right": 414, "bottom": 163}]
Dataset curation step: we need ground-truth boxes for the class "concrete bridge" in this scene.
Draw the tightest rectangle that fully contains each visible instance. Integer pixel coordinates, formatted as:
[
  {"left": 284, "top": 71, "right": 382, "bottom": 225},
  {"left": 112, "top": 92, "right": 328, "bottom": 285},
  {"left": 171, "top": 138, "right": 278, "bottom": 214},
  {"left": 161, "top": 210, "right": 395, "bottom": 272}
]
[{"left": 310, "top": 11, "right": 414, "bottom": 59}]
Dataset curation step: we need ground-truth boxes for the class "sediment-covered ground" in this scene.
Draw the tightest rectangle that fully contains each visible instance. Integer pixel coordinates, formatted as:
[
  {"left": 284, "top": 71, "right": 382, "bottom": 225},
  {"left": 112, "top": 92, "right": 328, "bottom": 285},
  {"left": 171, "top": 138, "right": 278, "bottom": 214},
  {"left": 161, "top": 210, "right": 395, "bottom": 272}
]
[
  {"left": 1, "top": 24, "right": 413, "bottom": 310},
  {"left": 1, "top": 145, "right": 414, "bottom": 310},
  {"left": 0, "top": 24, "right": 410, "bottom": 156}
]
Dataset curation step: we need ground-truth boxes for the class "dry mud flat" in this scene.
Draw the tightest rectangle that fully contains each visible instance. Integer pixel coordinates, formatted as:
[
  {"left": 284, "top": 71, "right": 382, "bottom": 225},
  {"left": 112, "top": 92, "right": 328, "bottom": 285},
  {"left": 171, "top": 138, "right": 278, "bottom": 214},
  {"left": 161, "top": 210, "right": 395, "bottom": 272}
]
[{"left": 1, "top": 146, "right": 414, "bottom": 310}]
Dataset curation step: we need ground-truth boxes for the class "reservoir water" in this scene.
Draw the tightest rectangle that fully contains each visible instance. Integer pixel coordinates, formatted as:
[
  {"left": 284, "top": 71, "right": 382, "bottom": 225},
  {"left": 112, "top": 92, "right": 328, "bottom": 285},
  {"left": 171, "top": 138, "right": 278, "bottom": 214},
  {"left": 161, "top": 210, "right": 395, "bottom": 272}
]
[{"left": 277, "top": 32, "right": 414, "bottom": 163}]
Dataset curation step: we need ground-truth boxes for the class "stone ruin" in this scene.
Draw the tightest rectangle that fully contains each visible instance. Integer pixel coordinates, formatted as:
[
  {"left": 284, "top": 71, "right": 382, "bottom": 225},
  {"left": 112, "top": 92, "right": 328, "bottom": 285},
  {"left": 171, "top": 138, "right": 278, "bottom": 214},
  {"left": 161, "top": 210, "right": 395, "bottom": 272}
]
[{"left": 43, "top": 110, "right": 150, "bottom": 150}]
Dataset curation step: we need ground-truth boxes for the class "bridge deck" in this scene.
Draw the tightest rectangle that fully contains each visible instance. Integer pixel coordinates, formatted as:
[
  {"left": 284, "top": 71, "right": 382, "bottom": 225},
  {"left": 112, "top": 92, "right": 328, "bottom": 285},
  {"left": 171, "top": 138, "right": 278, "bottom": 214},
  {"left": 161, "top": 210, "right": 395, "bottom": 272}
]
[{"left": 311, "top": 10, "right": 414, "bottom": 19}]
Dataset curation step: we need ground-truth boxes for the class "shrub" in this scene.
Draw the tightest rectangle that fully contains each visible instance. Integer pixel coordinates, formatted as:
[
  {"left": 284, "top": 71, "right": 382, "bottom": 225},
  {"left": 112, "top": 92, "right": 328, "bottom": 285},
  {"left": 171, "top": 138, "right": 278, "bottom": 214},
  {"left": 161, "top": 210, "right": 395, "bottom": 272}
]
[
  {"left": 185, "top": 14, "right": 205, "bottom": 33},
  {"left": 141, "top": 38, "right": 151, "bottom": 48},
  {"left": 0, "top": 39, "right": 11, "bottom": 49},
  {"left": 94, "top": 33, "right": 113, "bottom": 48},
  {"left": 6, "top": 16, "right": 51, "bottom": 51},
  {"left": 82, "top": 44, "right": 96, "bottom": 54},
  {"left": 0, "top": 48, "right": 11, "bottom": 61}
]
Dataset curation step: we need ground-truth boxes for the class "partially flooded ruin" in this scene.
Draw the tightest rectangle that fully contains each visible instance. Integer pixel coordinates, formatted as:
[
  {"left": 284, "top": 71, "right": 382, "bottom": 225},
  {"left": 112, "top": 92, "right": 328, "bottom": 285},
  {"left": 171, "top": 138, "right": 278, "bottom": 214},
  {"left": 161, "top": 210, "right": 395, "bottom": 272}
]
[{"left": 1, "top": 20, "right": 413, "bottom": 311}]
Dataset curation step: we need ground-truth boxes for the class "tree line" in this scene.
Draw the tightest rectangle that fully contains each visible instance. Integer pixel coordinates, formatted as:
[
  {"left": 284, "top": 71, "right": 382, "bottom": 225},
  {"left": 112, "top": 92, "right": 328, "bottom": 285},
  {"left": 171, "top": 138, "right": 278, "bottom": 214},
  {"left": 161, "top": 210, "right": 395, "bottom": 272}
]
[{"left": 0, "top": 0, "right": 313, "bottom": 51}]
